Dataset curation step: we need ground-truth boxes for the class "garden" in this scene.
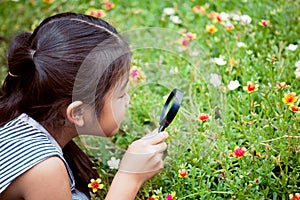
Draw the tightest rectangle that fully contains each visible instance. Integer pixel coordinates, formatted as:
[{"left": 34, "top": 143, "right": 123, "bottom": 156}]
[{"left": 0, "top": 0, "right": 299, "bottom": 199}]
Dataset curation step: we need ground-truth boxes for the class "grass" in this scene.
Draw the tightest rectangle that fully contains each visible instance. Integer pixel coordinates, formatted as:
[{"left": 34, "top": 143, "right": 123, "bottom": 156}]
[{"left": 0, "top": 0, "right": 300, "bottom": 199}]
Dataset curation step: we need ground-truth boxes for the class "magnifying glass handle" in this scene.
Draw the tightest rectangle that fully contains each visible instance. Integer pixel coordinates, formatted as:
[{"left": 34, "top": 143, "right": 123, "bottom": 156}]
[{"left": 158, "top": 125, "right": 165, "bottom": 133}]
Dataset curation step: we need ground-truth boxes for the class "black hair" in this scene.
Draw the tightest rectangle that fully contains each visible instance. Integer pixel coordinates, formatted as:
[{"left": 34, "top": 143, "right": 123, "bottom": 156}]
[{"left": 0, "top": 12, "right": 131, "bottom": 197}]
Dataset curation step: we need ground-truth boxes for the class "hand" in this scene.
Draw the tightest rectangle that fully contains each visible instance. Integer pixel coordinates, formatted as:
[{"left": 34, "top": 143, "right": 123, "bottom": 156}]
[{"left": 118, "top": 130, "right": 169, "bottom": 184}]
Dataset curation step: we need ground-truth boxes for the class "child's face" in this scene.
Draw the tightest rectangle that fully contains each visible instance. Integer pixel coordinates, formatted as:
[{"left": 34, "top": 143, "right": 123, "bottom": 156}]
[{"left": 98, "top": 75, "right": 130, "bottom": 137}]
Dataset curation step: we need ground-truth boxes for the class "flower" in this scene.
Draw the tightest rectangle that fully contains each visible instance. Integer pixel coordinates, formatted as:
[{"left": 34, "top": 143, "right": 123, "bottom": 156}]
[
  {"left": 237, "top": 42, "right": 246, "bottom": 48},
  {"left": 165, "top": 192, "right": 176, "bottom": 200},
  {"left": 243, "top": 81, "right": 259, "bottom": 93},
  {"left": 295, "top": 67, "right": 300, "bottom": 79},
  {"left": 178, "top": 165, "right": 188, "bottom": 178},
  {"left": 295, "top": 60, "right": 300, "bottom": 68},
  {"left": 107, "top": 157, "right": 120, "bottom": 169},
  {"left": 130, "top": 68, "right": 146, "bottom": 84},
  {"left": 276, "top": 82, "right": 288, "bottom": 89},
  {"left": 206, "top": 25, "right": 218, "bottom": 33},
  {"left": 225, "top": 24, "right": 234, "bottom": 31},
  {"left": 182, "top": 39, "right": 189, "bottom": 46},
  {"left": 147, "top": 195, "right": 160, "bottom": 200},
  {"left": 198, "top": 113, "right": 209, "bottom": 121},
  {"left": 169, "top": 15, "right": 182, "bottom": 24},
  {"left": 185, "top": 32, "right": 197, "bottom": 40},
  {"left": 259, "top": 19, "right": 270, "bottom": 26},
  {"left": 240, "top": 15, "right": 252, "bottom": 25},
  {"left": 290, "top": 105, "right": 300, "bottom": 113},
  {"left": 213, "top": 56, "right": 226, "bottom": 66},
  {"left": 104, "top": 2, "right": 115, "bottom": 10},
  {"left": 290, "top": 193, "right": 300, "bottom": 200},
  {"left": 163, "top": 7, "right": 176, "bottom": 16},
  {"left": 86, "top": 8, "right": 106, "bottom": 18},
  {"left": 209, "top": 73, "right": 222, "bottom": 87},
  {"left": 88, "top": 178, "right": 104, "bottom": 193},
  {"left": 208, "top": 11, "right": 218, "bottom": 19},
  {"left": 192, "top": 5, "right": 206, "bottom": 14},
  {"left": 228, "top": 58, "right": 235, "bottom": 67},
  {"left": 42, "top": 0, "right": 53, "bottom": 3},
  {"left": 230, "top": 147, "right": 247, "bottom": 158},
  {"left": 287, "top": 44, "right": 298, "bottom": 51},
  {"left": 228, "top": 80, "right": 240, "bottom": 90},
  {"left": 282, "top": 92, "right": 298, "bottom": 105}
]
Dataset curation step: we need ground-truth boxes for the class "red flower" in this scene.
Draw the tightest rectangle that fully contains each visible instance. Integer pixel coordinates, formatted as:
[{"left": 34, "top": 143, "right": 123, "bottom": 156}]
[
  {"left": 243, "top": 81, "right": 259, "bottom": 93},
  {"left": 230, "top": 147, "right": 247, "bottom": 158},
  {"left": 290, "top": 105, "right": 300, "bottom": 113},
  {"left": 259, "top": 19, "right": 270, "bottom": 26},
  {"left": 182, "top": 39, "right": 189, "bottom": 46},
  {"left": 198, "top": 113, "right": 209, "bottom": 121},
  {"left": 104, "top": 2, "right": 115, "bottom": 10},
  {"left": 290, "top": 193, "right": 300, "bottom": 200}
]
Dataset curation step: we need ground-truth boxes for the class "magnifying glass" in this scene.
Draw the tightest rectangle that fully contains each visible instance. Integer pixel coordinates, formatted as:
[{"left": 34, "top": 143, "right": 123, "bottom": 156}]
[{"left": 158, "top": 88, "right": 184, "bottom": 133}]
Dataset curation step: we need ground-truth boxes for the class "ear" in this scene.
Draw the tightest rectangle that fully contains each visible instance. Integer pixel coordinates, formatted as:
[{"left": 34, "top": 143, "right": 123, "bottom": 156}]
[{"left": 66, "top": 101, "right": 85, "bottom": 127}]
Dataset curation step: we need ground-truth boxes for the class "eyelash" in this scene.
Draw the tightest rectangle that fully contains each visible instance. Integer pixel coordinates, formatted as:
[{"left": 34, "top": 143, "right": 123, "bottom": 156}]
[{"left": 119, "top": 93, "right": 126, "bottom": 98}]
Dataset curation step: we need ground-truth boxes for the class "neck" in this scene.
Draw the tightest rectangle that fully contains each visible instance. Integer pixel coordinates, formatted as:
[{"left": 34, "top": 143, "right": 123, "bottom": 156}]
[{"left": 43, "top": 123, "right": 78, "bottom": 148}]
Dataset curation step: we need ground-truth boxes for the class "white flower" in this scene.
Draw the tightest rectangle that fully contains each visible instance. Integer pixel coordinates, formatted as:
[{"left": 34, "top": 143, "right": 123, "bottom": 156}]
[
  {"left": 169, "top": 15, "right": 182, "bottom": 24},
  {"left": 163, "top": 8, "right": 176, "bottom": 16},
  {"left": 228, "top": 80, "right": 240, "bottom": 90},
  {"left": 209, "top": 73, "right": 222, "bottom": 87},
  {"left": 287, "top": 44, "right": 298, "bottom": 51},
  {"left": 237, "top": 42, "right": 246, "bottom": 48},
  {"left": 230, "top": 13, "right": 241, "bottom": 21},
  {"left": 295, "top": 68, "right": 300, "bottom": 79},
  {"left": 107, "top": 157, "right": 120, "bottom": 169},
  {"left": 240, "top": 15, "right": 252, "bottom": 25},
  {"left": 219, "top": 12, "right": 229, "bottom": 21},
  {"left": 213, "top": 56, "right": 227, "bottom": 66},
  {"left": 295, "top": 60, "right": 300, "bottom": 68}
]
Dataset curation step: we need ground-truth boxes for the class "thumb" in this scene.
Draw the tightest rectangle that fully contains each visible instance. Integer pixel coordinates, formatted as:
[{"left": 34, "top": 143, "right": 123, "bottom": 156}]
[{"left": 142, "top": 130, "right": 168, "bottom": 144}]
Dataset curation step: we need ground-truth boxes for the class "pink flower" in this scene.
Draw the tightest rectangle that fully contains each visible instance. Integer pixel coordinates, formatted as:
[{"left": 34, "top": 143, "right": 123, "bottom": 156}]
[
  {"left": 230, "top": 147, "right": 247, "bottom": 158},
  {"left": 259, "top": 19, "right": 270, "bottom": 26}
]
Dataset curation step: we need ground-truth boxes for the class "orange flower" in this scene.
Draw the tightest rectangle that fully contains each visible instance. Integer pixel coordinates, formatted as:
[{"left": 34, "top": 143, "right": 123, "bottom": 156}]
[
  {"left": 259, "top": 19, "right": 270, "bottom": 26},
  {"left": 290, "top": 105, "right": 300, "bottom": 113},
  {"left": 230, "top": 147, "right": 247, "bottom": 158},
  {"left": 290, "top": 193, "right": 300, "bottom": 200},
  {"left": 208, "top": 11, "right": 218, "bottom": 19},
  {"left": 225, "top": 25, "right": 234, "bottom": 31},
  {"left": 43, "top": 0, "right": 53, "bottom": 3},
  {"left": 206, "top": 25, "right": 217, "bottom": 33},
  {"left": 228, "top": 58, "right": 235, "bottom": 66},
  {"left": 243, "top": 81, "right": 259, "bottom": 93},
  {"left": 282, "top": 92, "right": 298, "bottom": 105},
  {"left": 192, "top": 5, "right": 206, "bottom": 14},
  {"left": 198, "top": 113, "right": 209, "bottom": 121},
  {"left": 88, "top": 178, "right": 104, "bottom": 193}
]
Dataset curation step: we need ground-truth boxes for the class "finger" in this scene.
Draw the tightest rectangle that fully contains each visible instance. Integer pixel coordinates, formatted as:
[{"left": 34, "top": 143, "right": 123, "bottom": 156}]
[
  {"left": 152, "top": 142, "right": 167, "bottom": 153},
  {"left": 142, "top": 131, "right": 168, "bottom": 144}
]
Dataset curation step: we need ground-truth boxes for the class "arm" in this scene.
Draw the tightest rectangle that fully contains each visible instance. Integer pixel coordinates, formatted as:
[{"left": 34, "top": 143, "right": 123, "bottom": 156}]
[
  {"left": 105, "top": 131, "right": 169, "bottom": 200},
  {"left": 1, "top": 156, "right": 72, "bottom": 200}
]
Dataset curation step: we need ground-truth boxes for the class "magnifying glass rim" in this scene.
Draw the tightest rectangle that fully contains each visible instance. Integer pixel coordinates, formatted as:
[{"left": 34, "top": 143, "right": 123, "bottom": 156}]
[{"left": 159, "top": 88, "right": 184, "bottom": 131}]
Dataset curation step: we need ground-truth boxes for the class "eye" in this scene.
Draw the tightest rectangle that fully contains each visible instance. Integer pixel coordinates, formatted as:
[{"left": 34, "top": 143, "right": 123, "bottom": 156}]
[{"left": 119, "top": 93, "right": 126, "bottom": 99}]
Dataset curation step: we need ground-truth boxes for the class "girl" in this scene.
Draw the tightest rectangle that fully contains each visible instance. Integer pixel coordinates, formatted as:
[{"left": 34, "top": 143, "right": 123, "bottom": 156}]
[{"left": 0, "top": 12, "right": 168, "bottom": 200}]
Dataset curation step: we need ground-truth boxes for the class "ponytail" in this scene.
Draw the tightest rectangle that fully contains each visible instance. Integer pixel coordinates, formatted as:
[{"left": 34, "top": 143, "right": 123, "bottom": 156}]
[{"left": 63, "top": 140, "right": 99, "bottom": 197}]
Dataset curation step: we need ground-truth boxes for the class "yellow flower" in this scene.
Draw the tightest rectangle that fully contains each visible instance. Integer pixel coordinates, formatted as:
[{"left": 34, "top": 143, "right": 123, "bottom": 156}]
[
  {"left": 88, "top": 178, "right": 104, "bottom": 193},
  {"left": 206, "top": 25, "right": 217, "bottom": 33},
  {"left": 282, "top": 92, "right": 298, "bottom": 105}
]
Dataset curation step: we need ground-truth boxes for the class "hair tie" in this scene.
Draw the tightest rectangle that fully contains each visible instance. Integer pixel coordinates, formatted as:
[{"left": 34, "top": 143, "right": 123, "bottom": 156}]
[{"left": 8, "top": 71, "right": 20, "bottom": 78}]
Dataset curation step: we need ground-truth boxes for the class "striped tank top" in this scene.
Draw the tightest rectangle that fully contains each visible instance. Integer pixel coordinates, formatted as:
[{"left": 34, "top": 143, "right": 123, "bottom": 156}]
[{"left": 0, "top": 113, "right": 89, "bottom": 200}]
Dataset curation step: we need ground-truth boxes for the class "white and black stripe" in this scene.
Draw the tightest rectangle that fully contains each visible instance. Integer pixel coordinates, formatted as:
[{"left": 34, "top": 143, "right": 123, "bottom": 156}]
[{"left": 0, "top": 114, "right": 88, "bottom": 200}]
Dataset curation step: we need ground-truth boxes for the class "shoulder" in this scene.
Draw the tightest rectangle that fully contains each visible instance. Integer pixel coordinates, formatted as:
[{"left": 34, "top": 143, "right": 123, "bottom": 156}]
[{"left": 1, "top": 156, "right": 72, "bottom": 200}]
